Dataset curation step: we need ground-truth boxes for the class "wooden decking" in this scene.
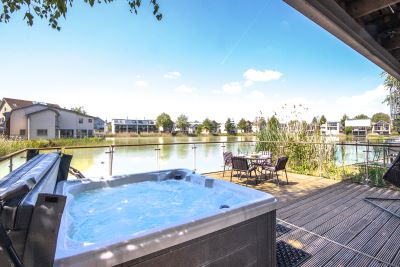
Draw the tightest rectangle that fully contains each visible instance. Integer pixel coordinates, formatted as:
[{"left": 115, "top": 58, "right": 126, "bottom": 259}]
[{"left": 206, "top": 171, "right": 400, "bottom": 267}]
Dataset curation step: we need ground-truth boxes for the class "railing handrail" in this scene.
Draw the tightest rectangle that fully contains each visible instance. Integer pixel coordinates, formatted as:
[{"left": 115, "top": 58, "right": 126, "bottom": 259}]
[{"left": 1, "top": 139, "right": 400, "bottom": 164}]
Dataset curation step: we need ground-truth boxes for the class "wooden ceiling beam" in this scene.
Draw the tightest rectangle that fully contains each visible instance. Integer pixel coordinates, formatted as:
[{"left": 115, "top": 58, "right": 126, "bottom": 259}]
[
  {"left": 390, "top": 49, "right": 400, "bottom": 59},
  {"left": 347, "top": 0, "right": 400, "bottom": 19},
  {"left": 382, "top": 35, "right": 400, "bottom": 50}
]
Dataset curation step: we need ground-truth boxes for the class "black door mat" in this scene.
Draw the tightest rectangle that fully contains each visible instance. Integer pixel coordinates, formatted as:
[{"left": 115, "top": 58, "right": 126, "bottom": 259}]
[
  {"left": 276, "top": 223, "right": 292, "bottom": 237},
  {"left": 276, "top": 240, "right": 311, "bottom": 267}
]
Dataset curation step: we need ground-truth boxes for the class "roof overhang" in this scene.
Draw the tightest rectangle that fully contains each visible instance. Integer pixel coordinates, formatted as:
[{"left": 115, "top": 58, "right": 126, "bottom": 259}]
[{"left": 283, "top": 0, "right": 400, "bottom": 80}]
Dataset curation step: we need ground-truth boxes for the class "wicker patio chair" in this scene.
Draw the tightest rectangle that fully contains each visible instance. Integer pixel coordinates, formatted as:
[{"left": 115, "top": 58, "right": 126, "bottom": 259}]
[
  {"left": 263, "top": 156, "right": 289, "bottom": 186},
  {"left": 231, "top": 157, "right": 258, "bottom": 186},
  {"left": 222, "top": 152, "right": 233, "bottom": 177}
]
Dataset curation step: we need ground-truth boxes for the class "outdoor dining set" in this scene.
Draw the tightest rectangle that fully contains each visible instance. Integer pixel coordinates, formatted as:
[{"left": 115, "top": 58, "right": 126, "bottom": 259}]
[{"left": 223, "top": 151, "right": 289, "bottom": 186}]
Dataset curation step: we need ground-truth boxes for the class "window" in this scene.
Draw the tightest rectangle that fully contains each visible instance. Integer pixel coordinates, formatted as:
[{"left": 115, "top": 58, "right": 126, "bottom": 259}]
[
  {"left": 20, "top": 129, "right": 26, "bottom": 135},
  {"left": 88, "top": 118, "right": 93, "bottom": 123},
  {"left": 79, "top": 118, "right": 83, "bottom": 124},
  {"left": 37, "top": 129, "right": 48, "bottom": 136}
]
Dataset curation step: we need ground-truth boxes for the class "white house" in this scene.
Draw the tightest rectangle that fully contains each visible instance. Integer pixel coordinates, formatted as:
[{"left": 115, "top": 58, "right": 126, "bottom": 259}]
[
  {"left": 345, "top": 119, "right": 371, "bottom": 136},
  {"left": 188, "top": 122, "right": 202, "bottom": 134},
  {"left": 111, "top": 119, "right": 157, "bottom": 134},
  {"left": 8, "top": 104, "right": 95, "bottom": 139},
  {"left": 320, "top": 121, "right": 341, "bottom": 135},
  {"left": 372, "top": 120, "right": 391, "bottom": 135},
  {"left": 0, "top": 97, "right": 60, "bottom": 135}
]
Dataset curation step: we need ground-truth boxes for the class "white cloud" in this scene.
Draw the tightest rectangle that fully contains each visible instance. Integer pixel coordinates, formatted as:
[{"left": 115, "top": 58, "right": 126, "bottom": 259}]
[
  {"left": 164, "top": 71, "right": 181, "bottom": 79},
  {"left": 222, "top": 82, "right": 242, "bottom": 95},
  {"left": 243, "top": 69, "right": 282, "bottom": 86},
  {"left": 135, "top": 80, "right": 148, "bottom": 87},
  {"left": 336, "top": 85, "right": 386, "bottom": 106},
  {"left": 173, "top": 84, "right": 197, "bottom": 94}
]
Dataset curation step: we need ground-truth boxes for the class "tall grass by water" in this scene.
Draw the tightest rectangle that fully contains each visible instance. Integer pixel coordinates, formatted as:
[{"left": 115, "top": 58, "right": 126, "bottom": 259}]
[
  {"left": 0, "top": 136, "right": 111, "bottom": 157},
  {"left": 256, "top": 121, "right": 366, "bottom": 181}
]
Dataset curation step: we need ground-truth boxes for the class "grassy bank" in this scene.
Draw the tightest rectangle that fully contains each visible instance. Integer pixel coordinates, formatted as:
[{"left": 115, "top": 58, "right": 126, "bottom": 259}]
[{"left": 0, "top": 137, "right": 111, "bottom": 157}]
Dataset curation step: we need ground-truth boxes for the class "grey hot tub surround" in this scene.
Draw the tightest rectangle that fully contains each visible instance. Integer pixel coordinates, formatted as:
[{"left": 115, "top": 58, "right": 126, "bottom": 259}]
[{"left": 0, "top": 153, "right": 277, "bottom": 267}]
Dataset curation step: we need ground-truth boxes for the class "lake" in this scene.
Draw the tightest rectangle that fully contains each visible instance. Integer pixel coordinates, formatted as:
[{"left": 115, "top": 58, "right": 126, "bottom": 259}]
[{"left": 0, "top": 135, "right": 390, "bottom": 178}]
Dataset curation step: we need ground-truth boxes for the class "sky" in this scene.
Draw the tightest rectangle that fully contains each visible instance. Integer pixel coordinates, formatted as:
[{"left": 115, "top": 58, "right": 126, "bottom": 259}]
[{"left": 0, "top": 0, "right": 390, "bottom": 123}]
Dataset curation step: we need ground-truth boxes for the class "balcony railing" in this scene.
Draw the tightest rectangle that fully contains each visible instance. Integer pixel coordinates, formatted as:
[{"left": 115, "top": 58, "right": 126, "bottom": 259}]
[{"left": 0, "top": 140, "right": 398, "bottom": 186}]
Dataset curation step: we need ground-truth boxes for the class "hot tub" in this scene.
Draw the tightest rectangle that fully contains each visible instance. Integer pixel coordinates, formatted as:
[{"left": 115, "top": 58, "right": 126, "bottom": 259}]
[{"left": 55, "top": 169, "right": 277, "bottom": 267}]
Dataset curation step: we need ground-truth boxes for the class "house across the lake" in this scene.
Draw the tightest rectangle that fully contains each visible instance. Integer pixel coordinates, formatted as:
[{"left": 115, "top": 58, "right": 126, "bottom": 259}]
[
  {"left": 320, "top": 121, "right": 341, "bottom": 136},
  {"left": 111, "top": 119, "right": 157, "bottom": 134},
  {"left": 345, "top": 119, "right": 371, "bottom": 137},
  {"left": 1, "top": 97, "right": 99, "bottom": 139},
  {"left": 372, "top": 120, "right": 391, "bottom": 135}
]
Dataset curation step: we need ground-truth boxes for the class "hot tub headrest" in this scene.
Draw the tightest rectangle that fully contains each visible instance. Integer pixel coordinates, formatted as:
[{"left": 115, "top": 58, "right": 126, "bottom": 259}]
[{"left": 0, "top": 152, "right": 63, "bottom": 230}]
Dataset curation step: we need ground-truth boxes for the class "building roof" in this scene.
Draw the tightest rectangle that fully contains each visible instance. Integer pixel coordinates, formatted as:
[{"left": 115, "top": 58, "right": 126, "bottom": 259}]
[
  {"left": 26, "top": 108, "right": 60, "bottom": 116},
  {"left": 1, "top": 97, "right": 60, "bottom": 110},
  {"left": 283, "top": 0, "right": 400, "bottom": 80},
  {"left": 10, "top": 104, "right": 96, "bottom": 119},
  {"left": 345, "top": 119, "right": 371, "bottom": 127}
]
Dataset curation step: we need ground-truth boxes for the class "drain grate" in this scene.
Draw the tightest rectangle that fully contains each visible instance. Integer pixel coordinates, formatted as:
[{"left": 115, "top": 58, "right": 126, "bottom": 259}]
[
  {"left": 276, "top": 240, "right": 311, "bottom": 267},
  {"left": 276, "top": 223, "right": 292, "bottom": 237}
]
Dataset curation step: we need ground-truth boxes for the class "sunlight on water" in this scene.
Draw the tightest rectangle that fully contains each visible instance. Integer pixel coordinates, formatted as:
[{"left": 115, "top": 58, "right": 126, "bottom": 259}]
[{"left": 68, "top": 179, "right": 247, "bottom": 244}]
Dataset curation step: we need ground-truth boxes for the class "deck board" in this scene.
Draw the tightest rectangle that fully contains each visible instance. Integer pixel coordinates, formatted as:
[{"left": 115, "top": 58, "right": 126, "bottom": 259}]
[{"left": 206, "top": 171, "right": 400, "bottom": 267}]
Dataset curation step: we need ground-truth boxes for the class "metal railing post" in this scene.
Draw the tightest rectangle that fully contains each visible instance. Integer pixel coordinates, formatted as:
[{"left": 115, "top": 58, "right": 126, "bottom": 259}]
[
  {"left": 9, "top": 157, "right": 13, "bottom": 173},
  {"left": 365, "top": 141, "right": 369, "bottom": 184},
  {"left": 192, "top": 144, "right": 197, "bottom": 173},
  {"left": 155, "top": 145, "right": 161, "bottom": 171},
  {"left": 319, "top": 143, "right": 323, "bottom": 177},
  {"left": 107, "top": 145, "right": 114, "bottom": 176}
]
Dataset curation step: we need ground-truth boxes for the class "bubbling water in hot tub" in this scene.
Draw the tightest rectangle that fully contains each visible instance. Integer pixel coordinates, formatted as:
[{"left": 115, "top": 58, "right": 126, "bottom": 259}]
[{"left": 67, "top": 179, "right": 247, "bottom": 245}]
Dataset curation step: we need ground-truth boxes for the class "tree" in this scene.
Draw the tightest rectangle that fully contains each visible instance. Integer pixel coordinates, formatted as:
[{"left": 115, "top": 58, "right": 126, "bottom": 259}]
[
  {"left": 258, "top": 117, "right": 267, "bottom": 129},
  {"left": 175, "top": 114, "right": 189, "bottom": 132},
  {"left": 311, "top": 116, "right": 318, "bottom": 125},
  {"left": 340, "top": 114, "right": 348, "bottom": 128},
  {"left": 267, "top": 116, "right": 280, "bottom": 129},
  {"left": 202, "top": 118, "right": 213, "bottom": 133},
  {"left": 344, "top": 126, "right": 353, "bottom": 135},
  {"left": 0, "top": 0, "right": 162, "bottom": 30},
  {"left": 156, "top": 113, "right": 173, "bottom": 132},
  {"left": 224, "top": 118, "right": 235, "bottom": 134},
  {"left": 371, "top": 112, "right": 390, "bottom": 123},
  {"left": 237, "top": 118, "right": 247, "bottom": 132},
  {"left": 246, "top": 120, "right": 252, "bottom": 132},
  {"left": 319, "top": 115, "right": 327, "bottom": 125},
  {"left": 195, "top": 124, "right": 203, "bottom": 135},
  {"left": 353, "top": 114, "right": 369, "bottom": 120},
  {"left": 71, "top": 106, "right": 87, "bottom": 115}
]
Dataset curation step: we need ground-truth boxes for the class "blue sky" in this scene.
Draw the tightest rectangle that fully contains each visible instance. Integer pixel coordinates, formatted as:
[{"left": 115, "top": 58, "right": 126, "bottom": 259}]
[{"left": 0, "top": 0, "right": 389, "bottom": 122}]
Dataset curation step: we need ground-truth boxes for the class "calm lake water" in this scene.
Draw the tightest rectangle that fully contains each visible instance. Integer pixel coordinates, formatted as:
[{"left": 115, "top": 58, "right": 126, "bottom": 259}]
[
  {"left": 0, "top": 135, "right": 393, "bottom": 178},
  {"left": 0, "top": 136, "right": 257, "bottom": 178}
]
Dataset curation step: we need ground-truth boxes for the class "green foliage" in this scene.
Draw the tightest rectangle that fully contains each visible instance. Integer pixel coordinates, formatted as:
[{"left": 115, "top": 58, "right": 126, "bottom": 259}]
[
  {"left": 311, "top": 116, "right": 318, "bottom": 124},
  {"left": 257, "top": 121, "right": 356, "bottom": 180},
  {"left": 382, "top": 71, "right": 400, "bottom": 105},
  {"left": 195, "top": 124, "right": 203, "bottom": 135},
  {"left": 0, "top": 0, "right": 162, "bottom": 30},
  {"left": 353, "top": 114, "right": 369, "bottom": 120},
  {"left": 267, "top": 115, "right": 280, "bottom": 129},
  {"left": 371, "top": 112, "right": 390, "bottom": 123},
  {"left": 237, "top": 118, "right": 247, "bottom": 132},
  {"left": 71, "top": 106, "right": 87, "bottom": 115},
  {"left": 258, "top": 117, "right": 267, "bottom": 129},
  {"left": 224, "top": 118, "right": 235, "bottom": 134},
  {"left": 340, "top": 114, "right": 348, "bottom": 127},
  {"left": 202, "top": 118, "right": 213, "bottom": 132},
  {"left": 156, "top": 113, "right": 173, "bottom": 132},
  {"left": 175, "top": 114, "right": 189, "bottom": 132},
  {"left": 319, "top": 115, "right": 327, "bottom": 125},
  {"left": 344, "top": 126, "right": 353, "bottom": 135},
  {"left": 0, "top": 137, "right": 110, "bottom": 157}
]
